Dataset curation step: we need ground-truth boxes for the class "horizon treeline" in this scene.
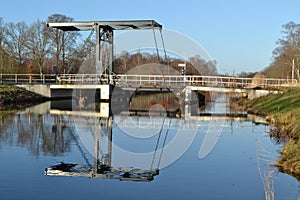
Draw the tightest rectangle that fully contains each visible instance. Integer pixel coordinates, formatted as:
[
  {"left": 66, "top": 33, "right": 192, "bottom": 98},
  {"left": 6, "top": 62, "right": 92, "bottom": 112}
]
[
  {"left": 0, "top": 14, "right": 84, "bottom": 74},
  {"left": 222, "top": 21, "right": 300, "bottom": 80},
  {"left": 262, "top": 21, "right": 300, "bottom": 80},
  {"left": 0, "top": 14, "right": 217, "bottom": 76}
]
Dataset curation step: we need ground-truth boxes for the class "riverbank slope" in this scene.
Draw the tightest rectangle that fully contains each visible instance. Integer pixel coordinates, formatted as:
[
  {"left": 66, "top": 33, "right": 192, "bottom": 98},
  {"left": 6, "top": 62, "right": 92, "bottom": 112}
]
[
  {"left": 0, "top": 84, "right": 48, "bottom": 111},
  {"left": 246, "top": 88, "right": 300, "bottom": 179}
]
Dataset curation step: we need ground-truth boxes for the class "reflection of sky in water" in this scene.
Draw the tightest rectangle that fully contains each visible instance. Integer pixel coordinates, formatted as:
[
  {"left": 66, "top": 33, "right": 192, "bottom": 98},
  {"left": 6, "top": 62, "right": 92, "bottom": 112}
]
[{"left": 0, "top": 104, "right": 299, "bottom": 200}]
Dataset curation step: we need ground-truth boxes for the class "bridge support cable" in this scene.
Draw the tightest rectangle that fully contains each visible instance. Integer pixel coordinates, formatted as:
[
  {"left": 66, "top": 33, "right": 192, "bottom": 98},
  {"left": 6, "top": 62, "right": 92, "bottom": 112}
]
[
  {"left": 152, "top": 27, "right": 161, "bottom": 62},
  {"left": 150, "top": 118, "right": 165, "bottom": 171},
  {"left": 159, "top": 29, "right": 168, "bottom": 66},
  {"left": 156, "top": 119, "right": 171, "bottom": 169},
  {"left": 150, "top": 118, "right": 170, "bottom": 171},
  {"left": 152, "top": 27, "right": 169, "bottom": 85}
]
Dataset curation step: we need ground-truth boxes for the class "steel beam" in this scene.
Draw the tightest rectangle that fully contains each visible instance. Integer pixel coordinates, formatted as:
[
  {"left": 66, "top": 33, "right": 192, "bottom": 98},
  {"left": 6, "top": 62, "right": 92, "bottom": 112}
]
[{"left": 47, "top": 20, "right": 162, "bottom": 31}]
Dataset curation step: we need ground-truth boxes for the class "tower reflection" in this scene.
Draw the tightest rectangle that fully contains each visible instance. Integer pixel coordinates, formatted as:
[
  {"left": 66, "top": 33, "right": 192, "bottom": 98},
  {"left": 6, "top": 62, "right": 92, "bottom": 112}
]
[{"left": 45, "top": 102, "right": 161, "bottom": 182}]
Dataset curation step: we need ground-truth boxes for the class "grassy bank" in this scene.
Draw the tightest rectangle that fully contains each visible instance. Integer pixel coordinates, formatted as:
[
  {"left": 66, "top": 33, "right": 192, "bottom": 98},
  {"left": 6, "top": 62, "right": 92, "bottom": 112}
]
[
  {"left": 246, "top": 88, "right": 300, "bottom": 179},
  {"left": 0, "top": 84, "right": 48, "bottom": 111}
]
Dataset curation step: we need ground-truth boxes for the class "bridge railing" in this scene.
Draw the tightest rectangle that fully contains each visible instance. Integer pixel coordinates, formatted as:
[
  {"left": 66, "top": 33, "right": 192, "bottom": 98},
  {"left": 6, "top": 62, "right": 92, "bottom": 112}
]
[
  {"left": 115, "top": 74, "right": 298, "bottom": 89},
  {"left": 0, "top": 73, "right": 297, "bottom": 88},
  {"left": 56, "top": 74, "right": 109, "bottom": 84},
  {"left": 0, "top": 74, "right": 56, "bottom": 84}
]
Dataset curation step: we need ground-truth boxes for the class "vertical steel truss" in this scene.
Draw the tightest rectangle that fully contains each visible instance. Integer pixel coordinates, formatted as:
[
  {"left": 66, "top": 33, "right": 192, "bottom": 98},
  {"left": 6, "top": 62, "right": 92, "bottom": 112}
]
[{"left": 95, "top": 25, "right": 114, "bottom": 83}]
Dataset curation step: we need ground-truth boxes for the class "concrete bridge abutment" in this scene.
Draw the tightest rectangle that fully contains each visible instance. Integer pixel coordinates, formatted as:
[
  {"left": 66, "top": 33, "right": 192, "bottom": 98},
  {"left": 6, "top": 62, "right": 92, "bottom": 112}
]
[
  {"left": 16, "top": 84, "right": 51, "bottom": 98},
  {"left": 185, "top": 86, "right": 278, "bottom": 101},
  {"left": 17, "top": 84, "right": 114, "bottom": 102},
  {"left": 50, "top": 84, "right": 113, "bottom": 101}
]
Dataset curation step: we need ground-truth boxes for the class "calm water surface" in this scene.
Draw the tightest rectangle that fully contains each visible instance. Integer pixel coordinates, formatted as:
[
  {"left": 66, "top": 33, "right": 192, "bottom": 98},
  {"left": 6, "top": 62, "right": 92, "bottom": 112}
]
[{"left": 0, "top": 101, "right": 299, "bottom": 200}]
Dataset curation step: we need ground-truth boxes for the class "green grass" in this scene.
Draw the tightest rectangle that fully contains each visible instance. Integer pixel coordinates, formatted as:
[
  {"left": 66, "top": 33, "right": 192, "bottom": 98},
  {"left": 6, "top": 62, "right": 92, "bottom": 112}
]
[
  {"left": 0, "top": 84, "right": 48, "bottom": 110},
  {"left": 276, "top": 139, "right": 300, "bottom": 180},
  {"left": 247, "top": 88, "right": 300, "bottom": 180},
  {"left": 249, "top": 88, "right": 300, "bottom": 115}
]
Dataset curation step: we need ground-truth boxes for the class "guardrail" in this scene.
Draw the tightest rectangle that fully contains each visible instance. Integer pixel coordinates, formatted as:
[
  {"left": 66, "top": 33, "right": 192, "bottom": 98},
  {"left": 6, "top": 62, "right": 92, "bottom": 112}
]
[
  {"left": 56, "top": 74, "right": 110, "bottom": 84},
  {"left": 0, "top": 74, "right": 56, "bottom": 84},
  {"left": 0, "top": 73, "right": 297, "bottom": 89},
  {"left": 115, "top": 74, "right": 297, "bottom": 89}
]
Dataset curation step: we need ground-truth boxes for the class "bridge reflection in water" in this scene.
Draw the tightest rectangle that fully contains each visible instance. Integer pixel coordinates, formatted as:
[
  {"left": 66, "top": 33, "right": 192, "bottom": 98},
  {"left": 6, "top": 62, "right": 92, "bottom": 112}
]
[
  {"left": 44, "top": 94, "right": 178, "bottom": 182},
  {"left": 39, "top": 92, "right": 268, "bottom": 182},
  {"left": 45, "top": 116, "right": 160, "bottom": 182},
  {"left": 45, "top": 98, "right": 167, "bottom": 182}
]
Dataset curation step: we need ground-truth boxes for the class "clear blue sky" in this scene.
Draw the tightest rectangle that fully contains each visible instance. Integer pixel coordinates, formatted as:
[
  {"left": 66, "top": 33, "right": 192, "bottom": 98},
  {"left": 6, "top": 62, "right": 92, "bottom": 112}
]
[{"left": 1, "top": 0, "right": 300, "bottom": 74}]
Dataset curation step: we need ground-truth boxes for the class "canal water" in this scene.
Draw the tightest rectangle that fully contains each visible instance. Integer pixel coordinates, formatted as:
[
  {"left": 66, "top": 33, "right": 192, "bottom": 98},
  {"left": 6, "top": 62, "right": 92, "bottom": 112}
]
[{"left": 0, "top": 98, "right": 299, "bottom": 200}]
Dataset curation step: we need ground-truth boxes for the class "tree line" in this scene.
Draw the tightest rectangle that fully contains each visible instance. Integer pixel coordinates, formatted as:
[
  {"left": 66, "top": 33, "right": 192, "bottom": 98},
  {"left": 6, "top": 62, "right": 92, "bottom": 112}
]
[
  {"left": 0, "top": 14, "right": 87, "bottom": 75},
  {"left": 262, "top": 21, "right": 300, "bottom": 80},
  {"left": 113, "top": 52, "right": 217, "bottom": 75},
  {"left": 0, "top": 14, "right": 217, "bottom": 76}
]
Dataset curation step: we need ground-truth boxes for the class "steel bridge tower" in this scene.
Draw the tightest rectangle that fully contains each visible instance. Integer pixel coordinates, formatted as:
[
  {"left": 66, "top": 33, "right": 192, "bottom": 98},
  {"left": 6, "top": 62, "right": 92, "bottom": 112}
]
[{"left": 47, "top": 20, "right": 162, "bottom": 84}]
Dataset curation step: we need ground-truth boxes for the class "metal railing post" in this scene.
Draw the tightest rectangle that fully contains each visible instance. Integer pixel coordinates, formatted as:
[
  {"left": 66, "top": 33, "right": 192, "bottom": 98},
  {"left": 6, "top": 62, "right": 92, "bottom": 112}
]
[{"left": 140, "top": 75, "right": 141, "bottom": 86}]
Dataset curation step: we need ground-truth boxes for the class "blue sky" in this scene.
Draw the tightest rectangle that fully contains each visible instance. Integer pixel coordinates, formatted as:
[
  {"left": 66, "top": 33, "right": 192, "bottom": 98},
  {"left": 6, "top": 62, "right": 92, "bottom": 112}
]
[{"left": 1, "top": 0, "right": 300, "bottom": 74}]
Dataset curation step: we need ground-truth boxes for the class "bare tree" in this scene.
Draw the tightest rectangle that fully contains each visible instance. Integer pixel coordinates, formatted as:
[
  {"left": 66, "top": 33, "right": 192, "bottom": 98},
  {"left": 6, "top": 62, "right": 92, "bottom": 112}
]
[
  {"left": 263, "top": 21, "right": 300, "bottom": 79},
  {"left": 0, "top": 18, "right": 4, "bottom": 72},
  {"left": 3, "top": 21, "right": 29, "bottom": 66},
  {"left": 188, "top": 55, "right": 217, "bottom": 76},
  {"left": 47, "top": 14, "right": 80, "bottom": 74},
  {"left": 27, "top": 20, "right": 51, "bottom": 76},
  {"left": 117, "top": 51, "right": 130, "bottom": 74},
  {"left": 0, "top": 18, "right": 19, "bottom": 73},
  {"left": 65, "top": 32, "right": 96, "bottom": 74},
  {"left": 0, "top": 17, "right": 3, "bottom": 46}
]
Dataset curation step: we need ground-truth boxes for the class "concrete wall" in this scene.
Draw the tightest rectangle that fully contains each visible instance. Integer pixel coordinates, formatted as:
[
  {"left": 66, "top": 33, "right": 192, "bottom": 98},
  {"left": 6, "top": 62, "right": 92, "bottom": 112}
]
[
  {"left": 20, "top": 101, "right": 51, "bottom": 114},
  {"left": 247, "top": 89, "right": 278, "bottom": 100},
  {"left": 16, "top": 84, "right": 51, "bottom": 98},
  {"left": 50, "top": 84, "right": 112, "bottom": 100},
  {"left": 186, "top": 85, "right": 278, "bottom": 100}
]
